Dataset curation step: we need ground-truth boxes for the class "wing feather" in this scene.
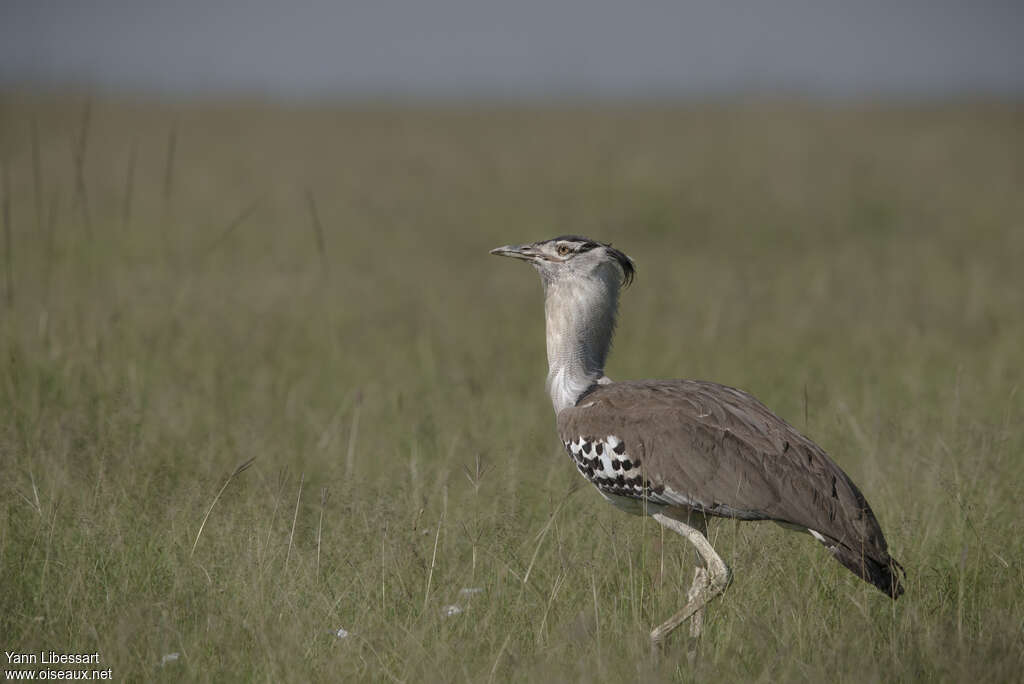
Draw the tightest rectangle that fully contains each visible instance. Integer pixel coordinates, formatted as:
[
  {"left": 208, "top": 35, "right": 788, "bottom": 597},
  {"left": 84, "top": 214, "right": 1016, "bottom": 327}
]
[{"left": 558, "top": 380, "right": 903, "bottom": 595}]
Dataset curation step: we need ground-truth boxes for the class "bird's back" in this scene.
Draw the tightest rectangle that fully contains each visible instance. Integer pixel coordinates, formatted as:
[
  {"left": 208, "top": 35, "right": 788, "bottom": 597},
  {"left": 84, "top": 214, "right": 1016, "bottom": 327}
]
[{"left": 557, "top": 379, "right": 904, "bottom": 597}]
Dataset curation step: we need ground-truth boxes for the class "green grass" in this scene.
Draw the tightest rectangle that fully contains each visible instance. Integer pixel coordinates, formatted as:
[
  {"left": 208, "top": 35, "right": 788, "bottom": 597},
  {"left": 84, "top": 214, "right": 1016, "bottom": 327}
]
[{"left": 1, "top": 95, "right": 1023, "bottom": 682}]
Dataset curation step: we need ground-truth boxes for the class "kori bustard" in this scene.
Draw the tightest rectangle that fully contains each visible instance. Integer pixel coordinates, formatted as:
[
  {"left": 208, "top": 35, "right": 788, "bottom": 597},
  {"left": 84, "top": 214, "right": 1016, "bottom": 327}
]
[{"left": 490, "top": 236, "right": 903, "bottom": 644}]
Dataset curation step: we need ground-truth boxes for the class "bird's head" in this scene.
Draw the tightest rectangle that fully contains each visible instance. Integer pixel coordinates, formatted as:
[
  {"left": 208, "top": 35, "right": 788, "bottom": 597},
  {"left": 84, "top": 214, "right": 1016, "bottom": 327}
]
[{"left": 489, "top": 235, "right": 635, "bottom": 290}]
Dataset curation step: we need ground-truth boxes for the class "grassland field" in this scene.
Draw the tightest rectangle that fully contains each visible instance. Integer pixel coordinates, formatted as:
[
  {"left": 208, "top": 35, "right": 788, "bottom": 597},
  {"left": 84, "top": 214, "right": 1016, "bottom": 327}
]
[{"left": 0, "top": 95, "right": 1022, "bottom": 682}]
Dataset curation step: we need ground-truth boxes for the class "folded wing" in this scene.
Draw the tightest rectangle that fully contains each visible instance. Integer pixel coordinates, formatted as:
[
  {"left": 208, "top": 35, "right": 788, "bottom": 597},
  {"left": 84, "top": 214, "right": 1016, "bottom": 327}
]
[{"left": 558, "top": 380, "right": 904, "bottom": 597}]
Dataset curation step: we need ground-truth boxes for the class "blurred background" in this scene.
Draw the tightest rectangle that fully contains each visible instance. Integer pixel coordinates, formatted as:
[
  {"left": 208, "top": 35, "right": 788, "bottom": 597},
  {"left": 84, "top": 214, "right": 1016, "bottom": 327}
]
[
  {"left": 2, "top": 3, "right": 1023, "bottom": 683},
  {"left": 2, "top": 0, "right": 1023, "bottom": 98}
]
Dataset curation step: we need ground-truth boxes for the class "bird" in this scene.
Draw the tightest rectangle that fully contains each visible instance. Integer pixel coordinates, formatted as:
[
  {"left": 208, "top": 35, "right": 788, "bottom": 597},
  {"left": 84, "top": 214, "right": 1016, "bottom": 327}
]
[{"left": 490, "top": 235, "right": 904, "bottom": 645}]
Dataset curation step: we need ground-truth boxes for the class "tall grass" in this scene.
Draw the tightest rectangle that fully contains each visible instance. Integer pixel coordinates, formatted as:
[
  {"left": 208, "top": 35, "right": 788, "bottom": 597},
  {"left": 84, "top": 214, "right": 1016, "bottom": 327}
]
[{"left": 1, "top": 95, "right": 1022, "bottom": 682}]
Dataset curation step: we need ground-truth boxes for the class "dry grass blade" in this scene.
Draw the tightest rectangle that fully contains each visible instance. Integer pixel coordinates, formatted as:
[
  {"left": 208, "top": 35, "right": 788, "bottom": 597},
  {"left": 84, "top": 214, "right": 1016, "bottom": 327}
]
[
  {"left": 203, "top": 200, "right": 261, "bottom": 255},
  {"left": 536, "top": 571, "right": 566, "bottom": 644},
  {"left": 190, "top": 457, "right": 257, "bottom": 557},
  {"left": 42, "top": 189, "right": 59, "bottom": 306},
  {"left": 72, "top": 98, "right": 92, "bottom": 239},
  {"left": 30, "top": 117, "right": 44, "bottom": 235},
  {"left": 285, "top": 472, "right": 305, "bottom": 571},
  {"left": 304, "top": 189, "right": 329, "bottom": 276},
  {"left": 345, "top": 391, "right": 362, "bottom": 479},
  {"left": 487, "top": 633, "right": 512, "bottom": 684},
  {"left": 121, "top": 139, "right": 138, "bottom": 230},
  {"left": 13, "top": 472, "right": 42, "bottom": 517},
  {"left": 423, "top": 511, "right": 444, "bottom": 611},
  {"left": 30, "top": 470, "right": 41, "bottom": 517},
  {"left": 162, "top": 122, "right": 178, "bottom": 207},
  {"left": 522, "top": 488, "right": 575, "bottom": 587},
  {"left": 316, "top": 486, "right": 329, "bottom": 583}
]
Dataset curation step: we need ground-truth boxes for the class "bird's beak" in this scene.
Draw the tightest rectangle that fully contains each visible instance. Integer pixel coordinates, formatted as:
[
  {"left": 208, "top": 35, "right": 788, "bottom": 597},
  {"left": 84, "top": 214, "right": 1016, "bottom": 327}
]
[{"left": 489, "top": 244, "right": 536, "bottom": 261}]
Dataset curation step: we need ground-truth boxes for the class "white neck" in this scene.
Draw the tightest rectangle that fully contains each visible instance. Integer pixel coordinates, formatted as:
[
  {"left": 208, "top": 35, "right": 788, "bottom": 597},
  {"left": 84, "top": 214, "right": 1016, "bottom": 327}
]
[{"left": 543, "top": 264, "right": 621, "bottom": 413}]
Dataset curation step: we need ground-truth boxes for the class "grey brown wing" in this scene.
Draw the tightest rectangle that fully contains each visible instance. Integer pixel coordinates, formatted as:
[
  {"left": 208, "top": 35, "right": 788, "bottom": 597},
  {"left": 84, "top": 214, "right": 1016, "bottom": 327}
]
[
  {"left": 559, "top": 381, "right": 891, "bottom": 557},
  {"left": 560, "top": 380, "right": 903, "bottom": 596}
]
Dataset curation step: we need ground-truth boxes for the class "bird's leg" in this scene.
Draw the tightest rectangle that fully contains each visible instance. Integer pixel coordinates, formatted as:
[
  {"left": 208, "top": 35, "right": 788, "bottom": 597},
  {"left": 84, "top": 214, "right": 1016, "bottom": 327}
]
[
  {"left": 687, "top": 565, "right": 710, "bottom": 638},
  {"left": 685, "top": 514, "right": 710, "bottom": 639},
  {"left": 649, "top": 512, "right": 731, "bottom": 645}
]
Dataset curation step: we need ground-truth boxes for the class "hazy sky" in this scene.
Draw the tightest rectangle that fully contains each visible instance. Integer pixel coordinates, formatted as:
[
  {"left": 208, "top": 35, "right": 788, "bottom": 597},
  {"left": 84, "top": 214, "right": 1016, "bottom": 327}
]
[{"left": 2, "top": 0, "right": 1022, "bottom": 98}]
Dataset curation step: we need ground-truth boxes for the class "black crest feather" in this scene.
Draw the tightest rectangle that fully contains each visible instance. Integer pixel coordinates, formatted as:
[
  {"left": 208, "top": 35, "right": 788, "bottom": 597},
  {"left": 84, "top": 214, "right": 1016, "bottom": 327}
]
[{"left": 606, "top": 243, "right": 635, "bottom": 287}]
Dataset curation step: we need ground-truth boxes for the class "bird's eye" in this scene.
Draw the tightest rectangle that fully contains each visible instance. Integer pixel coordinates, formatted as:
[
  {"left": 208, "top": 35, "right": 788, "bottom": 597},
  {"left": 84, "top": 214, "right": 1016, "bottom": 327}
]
[{"left": 557, "top": 245, "right": 571, "bottom": 256}]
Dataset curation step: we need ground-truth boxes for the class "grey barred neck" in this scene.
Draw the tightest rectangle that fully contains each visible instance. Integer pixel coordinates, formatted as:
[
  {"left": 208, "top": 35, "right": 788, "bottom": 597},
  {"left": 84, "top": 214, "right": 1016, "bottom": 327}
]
[{"left": 542, "top": 265, "right": 622, "bottom": 413}]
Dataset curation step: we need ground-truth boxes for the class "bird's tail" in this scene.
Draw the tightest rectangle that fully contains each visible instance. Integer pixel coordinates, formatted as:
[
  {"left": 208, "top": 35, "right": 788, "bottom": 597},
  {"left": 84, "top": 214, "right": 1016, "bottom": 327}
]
[{"left": 829, "top": 544, "right": 905, "bottom": 599}]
